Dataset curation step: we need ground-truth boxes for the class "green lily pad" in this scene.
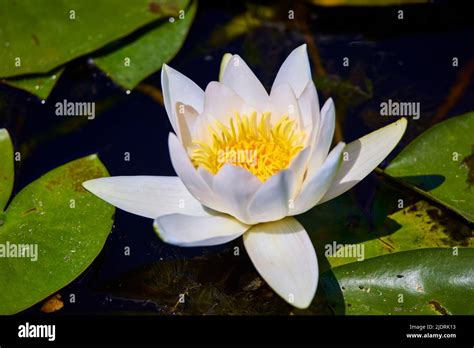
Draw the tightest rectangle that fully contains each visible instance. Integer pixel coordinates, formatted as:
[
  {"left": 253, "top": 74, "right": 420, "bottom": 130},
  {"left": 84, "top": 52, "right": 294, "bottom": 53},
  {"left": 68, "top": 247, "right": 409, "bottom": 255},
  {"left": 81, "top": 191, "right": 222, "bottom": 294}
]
[
  {"left": 0, "top": 0, "right": 185, "bottom": 77},
  {"left": 385, "top": 112, "right": 474, "bottom": 222},
  {"left": 0, "top": 129, "right": 14, "bottom": 211},
  {"left": 300, "top": 182, "right": 472, "bottom": 270},
  {"left": 2, "top": 68, "right": 64, "bottom": 100},
  {"left": 321, "top": 248, "right": 474, "bottom": 315},
  {"left": 94, "top": 0, "right": 196, "bottom": 89},
  {"left": 0, "top": 133, "right": 114, "bottom": 314}
]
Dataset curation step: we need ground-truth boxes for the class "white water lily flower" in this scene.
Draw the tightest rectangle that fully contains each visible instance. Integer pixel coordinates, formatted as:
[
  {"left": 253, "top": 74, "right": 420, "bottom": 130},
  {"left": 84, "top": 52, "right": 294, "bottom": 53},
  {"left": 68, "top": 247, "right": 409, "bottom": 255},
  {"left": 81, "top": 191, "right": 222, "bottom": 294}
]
[{"left": 83, "top": 45, "right": 407, "bottom": 309}]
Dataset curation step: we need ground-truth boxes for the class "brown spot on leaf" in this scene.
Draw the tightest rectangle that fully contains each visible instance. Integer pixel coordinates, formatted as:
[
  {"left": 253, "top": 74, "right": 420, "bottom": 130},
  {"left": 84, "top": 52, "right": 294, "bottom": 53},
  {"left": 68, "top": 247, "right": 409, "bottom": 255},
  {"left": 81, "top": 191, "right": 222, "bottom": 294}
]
[
  {"left": 427, "top": 207, "right": 472, "bottom": 246},
  {"left": 428, "top": 300, "right": 449, "bottom": 315},
  {"left": 31, "top": 34, "right": 40, "bottom": 45},
  {"left": 21, "top": 207, "right": 37, "bottom": 216},
  {"left": 461, "top": 147, "right": 474, "bottom": 186},
  {"left": 148, "top": 1, "right": 161, "bottom": 13}
]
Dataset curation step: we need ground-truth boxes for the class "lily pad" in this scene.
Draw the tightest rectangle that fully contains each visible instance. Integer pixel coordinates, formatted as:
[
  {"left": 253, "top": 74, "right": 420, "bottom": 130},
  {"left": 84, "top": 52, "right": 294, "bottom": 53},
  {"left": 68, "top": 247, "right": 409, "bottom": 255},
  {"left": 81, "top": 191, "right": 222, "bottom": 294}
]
[
  {"left": 0, "top": 0, "right": 186, "bottom": 77},
  {"left": 0, "top": 133, "right": 114, "bottom": 314},
  {"left": 321, "top": 248, "right": 474, "bottom": 315},
  {"left": 94, "top": 0, "right": 196, "bottom": 89},
  {"left": 300, "top": 182, "right": 472, "bottom": 270},
  {"left": 2, "top": 68, "right": 64, "bottom": 100},
  {"left": 385, "top": 112, "right": 474, "bottom": 222}
]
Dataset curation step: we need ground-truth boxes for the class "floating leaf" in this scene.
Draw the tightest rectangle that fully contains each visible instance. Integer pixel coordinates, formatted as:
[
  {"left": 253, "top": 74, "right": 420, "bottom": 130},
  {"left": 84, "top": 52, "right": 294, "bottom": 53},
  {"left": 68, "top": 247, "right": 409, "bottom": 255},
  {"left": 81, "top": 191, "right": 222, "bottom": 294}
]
[
  {"left": 321, "top": 248, "right": 474, "bottom": 315},
  {"left": 0, "top": 145, "right": 114, "bottom": 314},
  {"left": 2, "top": 68, "right": 64, "bottom": 100},
  {"left": 0, "top": 0, "right": 186, "bottom": 77},
  {"left": 300, "top": 181, "right": 472, "bottom": 270},
  {"left": 94, "top": 0, "right": 196, "bottom": 89},
  {"left": 385, "top": 112, "right": 474, "bottom": 222}
]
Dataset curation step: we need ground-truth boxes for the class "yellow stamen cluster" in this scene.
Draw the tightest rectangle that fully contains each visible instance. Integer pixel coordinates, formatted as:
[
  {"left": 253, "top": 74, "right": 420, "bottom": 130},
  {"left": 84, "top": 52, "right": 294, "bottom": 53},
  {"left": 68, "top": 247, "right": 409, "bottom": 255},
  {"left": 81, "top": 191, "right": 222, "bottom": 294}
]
[{"left": 191, "top": 112, "right": 305, "bottom": 182}]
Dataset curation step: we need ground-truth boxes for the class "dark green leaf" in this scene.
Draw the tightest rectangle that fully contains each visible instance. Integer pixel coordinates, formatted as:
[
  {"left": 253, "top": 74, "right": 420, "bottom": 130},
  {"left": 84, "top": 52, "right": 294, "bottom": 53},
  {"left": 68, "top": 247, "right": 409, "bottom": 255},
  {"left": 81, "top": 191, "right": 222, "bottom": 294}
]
[
  {"left": 0, "top": 0, "right": 186, "bottom": 77},
  {"left": 0, "top": 154, "right": 114, "bottom": 314},
  {"left": 321, "top": 248, "right": 474, "bottom": 315},
  {"left": 94, "top": 0, "right": 196, "bottom": 89},
  {"left": 385, "top": 112, "right": 474, "bottom": 222},
  {"left": 2, "top": 68, "right": 63, "bottom": 100}
]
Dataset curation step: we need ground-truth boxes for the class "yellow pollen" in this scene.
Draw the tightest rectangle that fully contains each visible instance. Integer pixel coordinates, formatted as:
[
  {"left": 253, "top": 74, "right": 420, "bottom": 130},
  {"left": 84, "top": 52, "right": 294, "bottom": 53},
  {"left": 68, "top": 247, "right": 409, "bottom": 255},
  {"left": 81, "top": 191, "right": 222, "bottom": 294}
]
[{"left": 191, "top": 111, "right": 305, "bottom": 182}]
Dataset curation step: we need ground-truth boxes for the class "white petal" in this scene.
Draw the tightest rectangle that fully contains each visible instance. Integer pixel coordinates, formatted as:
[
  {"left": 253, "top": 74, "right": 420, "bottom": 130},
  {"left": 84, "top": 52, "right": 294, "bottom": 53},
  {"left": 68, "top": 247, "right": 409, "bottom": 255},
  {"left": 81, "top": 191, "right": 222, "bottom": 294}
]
[
  {"left": 247, "top": 170, "right": 295, "bottom": 224},
  {"left": 320, "top": 118, "right": 408, "bottom": 203},
  {"left": 168, "top": 133, "right": 217, "bottom": 209},
  {"left": 243, "top": 217, "right": 318, "bottom": 309},
  {"left": 269, "top": 83, "right": 303, "bottom": 128},
  {"left": 221, "top": 54, "right": 269, "bottom": 111},
  {"left": 291, "top": 142, "right": 345, "bottom": 215},
  {"left": 219, "top": 53, "right": 232, "bottom": 81},
  {"left": 298, "top": 80, "right": 320, "bottom": 131},
  {"left": 202, "top": 81, "right": 247, "bottom": 124},
  {"left": 212, "top": 164, "right": 261, "bottom": 223},
  {"left": 175, "top": 102, "right": 198, "bottom": 149},
  {"left": 306, "top": 98, "right": 335, "bottom": 176},
  {"left": 287, "top": 146, "right": 312, "bottom": 197},
  {"left": 154, "top": 213, "right": 249, "bottom": 247},
  {"left": 82, "top": 176, "right": 208, "bottom": 219},
  {"left": 161, "top": 64, "right": 204, "bottom": 136},
  {"left": 271, "top": 44, "right": 312, "bottom": 98}
]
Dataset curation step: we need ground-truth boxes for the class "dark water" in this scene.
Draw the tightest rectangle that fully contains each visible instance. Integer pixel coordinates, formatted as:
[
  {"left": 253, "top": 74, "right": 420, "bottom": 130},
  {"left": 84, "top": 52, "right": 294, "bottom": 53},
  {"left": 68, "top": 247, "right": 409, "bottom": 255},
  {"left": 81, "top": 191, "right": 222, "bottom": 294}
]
[{"left": 1, "top": 1, "right": 473, "bottom": 314}]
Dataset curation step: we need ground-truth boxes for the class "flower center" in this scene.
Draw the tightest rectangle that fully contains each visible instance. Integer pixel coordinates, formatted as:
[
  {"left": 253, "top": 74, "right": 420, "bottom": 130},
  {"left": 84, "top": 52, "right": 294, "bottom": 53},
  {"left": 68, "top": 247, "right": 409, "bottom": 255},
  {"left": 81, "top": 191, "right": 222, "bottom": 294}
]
[{"left": 191, "top": 112, "right": 305, "bottom": 182}]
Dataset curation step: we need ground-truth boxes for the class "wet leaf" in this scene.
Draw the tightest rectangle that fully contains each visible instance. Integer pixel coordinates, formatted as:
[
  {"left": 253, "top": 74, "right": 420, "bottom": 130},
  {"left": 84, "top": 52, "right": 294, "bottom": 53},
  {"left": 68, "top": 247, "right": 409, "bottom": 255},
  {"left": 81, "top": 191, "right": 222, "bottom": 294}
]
[
  {"left": 321, "top": 248, "right": 474, "bottom": 315},
  {"left": 0, "top": 0, "right": 185, "bottom": 77},
  {"left": 2, "top": 68, "right": 63, "bottom": 100},
  {"left": 0, "top": 153, "right": 114, "bottom": 314},
  {"left": 94, "top": 0, "right": 196, "bottom": 89},
  {"left": 385, "top": 112, "right": 474, "bottom": 222}
]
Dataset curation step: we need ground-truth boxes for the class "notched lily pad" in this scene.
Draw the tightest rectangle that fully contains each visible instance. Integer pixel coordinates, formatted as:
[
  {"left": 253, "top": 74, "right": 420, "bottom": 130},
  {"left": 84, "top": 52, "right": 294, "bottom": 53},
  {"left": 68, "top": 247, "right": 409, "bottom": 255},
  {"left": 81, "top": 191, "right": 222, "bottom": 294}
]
[
  {"left": 385, "top": 112, "right": 474, "bottom": 222},
  {"left": 0, "top": 135, "right": 115, "bottom": 314},
  {"left": 94, "top": 0, "right": 196, "bottom": 89}
]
